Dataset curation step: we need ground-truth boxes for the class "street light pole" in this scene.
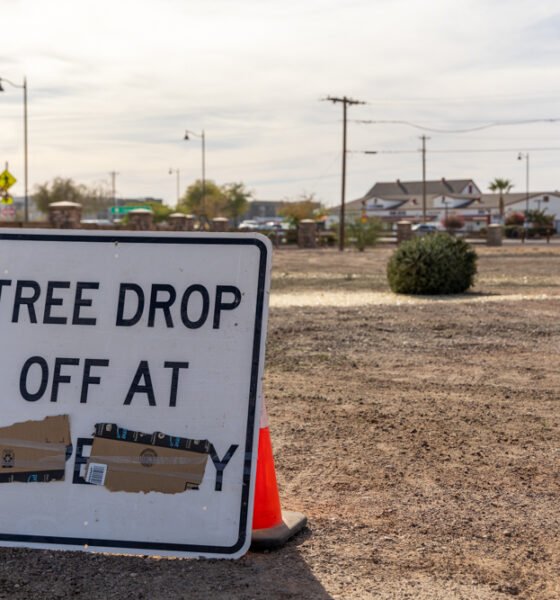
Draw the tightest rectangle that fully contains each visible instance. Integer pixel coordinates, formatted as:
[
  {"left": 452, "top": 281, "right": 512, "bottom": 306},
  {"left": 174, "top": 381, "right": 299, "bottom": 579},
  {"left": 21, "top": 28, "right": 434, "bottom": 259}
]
[
  {"left": 0, "top": 76, "right": 28, "bottom": 222},
  {"left": 169, "top": 168, "right": 180, "bottom": 204},
  {"left": 109, "top": 170, "right": 119, "bottom": 209},
  {"left": 517, "top": 152, "right": 530, "bottom": 216},
  {"left": 184, "top": 129, "right": 206, "bottom": 222}
]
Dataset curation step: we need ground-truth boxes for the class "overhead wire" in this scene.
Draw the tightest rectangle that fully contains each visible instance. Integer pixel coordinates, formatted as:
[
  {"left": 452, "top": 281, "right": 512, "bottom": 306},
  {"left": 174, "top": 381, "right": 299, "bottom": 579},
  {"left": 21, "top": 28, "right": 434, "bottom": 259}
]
[
  {"left": 350, "top": 147, "right": 560, "bottom": 155},
  {"left": 352, "top": 118, "right": 560, "bottom": 134}
]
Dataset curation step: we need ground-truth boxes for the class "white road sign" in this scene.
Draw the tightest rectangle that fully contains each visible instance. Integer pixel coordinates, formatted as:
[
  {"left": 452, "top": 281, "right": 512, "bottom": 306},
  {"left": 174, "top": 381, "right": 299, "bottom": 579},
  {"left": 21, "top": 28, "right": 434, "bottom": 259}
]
[{"left": 0, "top": 229, "right": 271, "bottom": 558}]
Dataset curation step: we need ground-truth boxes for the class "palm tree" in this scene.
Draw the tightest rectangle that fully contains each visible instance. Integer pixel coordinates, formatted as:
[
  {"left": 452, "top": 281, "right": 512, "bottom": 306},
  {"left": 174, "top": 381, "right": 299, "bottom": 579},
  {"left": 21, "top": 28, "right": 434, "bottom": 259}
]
[{"left": 489, "top": 178, "right": 514, "bottom": 221}]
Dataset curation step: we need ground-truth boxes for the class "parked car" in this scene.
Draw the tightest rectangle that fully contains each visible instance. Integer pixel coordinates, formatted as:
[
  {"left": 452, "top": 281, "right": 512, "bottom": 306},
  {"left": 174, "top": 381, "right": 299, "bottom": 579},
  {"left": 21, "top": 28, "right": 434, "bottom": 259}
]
[
  {"left": 80, "top": 219, "right": 114, "bottom": 227},
  {"left": 412, "top": 223, "right": 439, "bottom": 236},
  {"left": 238, "top": 220, "right": 260, "bottom": 231}
]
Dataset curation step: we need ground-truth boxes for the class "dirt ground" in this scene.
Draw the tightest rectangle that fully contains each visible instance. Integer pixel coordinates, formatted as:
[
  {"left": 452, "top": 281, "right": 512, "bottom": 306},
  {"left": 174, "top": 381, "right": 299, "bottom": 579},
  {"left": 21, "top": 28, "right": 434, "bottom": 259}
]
[{"left": 0, "top": 243, "right": 559, "bottom": 599}]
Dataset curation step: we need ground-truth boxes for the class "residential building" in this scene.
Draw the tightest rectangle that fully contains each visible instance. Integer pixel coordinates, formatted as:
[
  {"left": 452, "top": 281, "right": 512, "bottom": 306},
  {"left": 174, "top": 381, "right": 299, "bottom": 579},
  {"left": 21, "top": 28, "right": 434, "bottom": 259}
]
[
  {"left": 329, "top": 179, "right": 560, "bottom": 232},
  {"left": 242, "top": 200, "right": 285, "bottom": 223}
]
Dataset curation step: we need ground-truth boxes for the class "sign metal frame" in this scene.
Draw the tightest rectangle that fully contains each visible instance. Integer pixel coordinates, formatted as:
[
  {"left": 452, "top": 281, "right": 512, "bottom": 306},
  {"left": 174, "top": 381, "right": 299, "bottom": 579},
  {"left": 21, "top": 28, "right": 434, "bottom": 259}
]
[{"left": 0, "top": 230, "right": 271, "bottom": 558}]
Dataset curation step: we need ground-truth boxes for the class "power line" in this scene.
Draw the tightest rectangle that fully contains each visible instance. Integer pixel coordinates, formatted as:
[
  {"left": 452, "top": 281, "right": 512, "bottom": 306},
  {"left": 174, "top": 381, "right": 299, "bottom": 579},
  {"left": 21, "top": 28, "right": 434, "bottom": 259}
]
[
  {"left": 351, "top": 147, "right": 560, "bottom": 154},
  {"left": 353, "top": 118, "right": 560, "bottom": 134},
  {"left": 355, "top": 92, "right": 560, "bottom": 104},
  {"left": 348, "top": 150, "right": 419, "bottom": 154},
  {"left": 428, "top": 147, "right": 560, "bottom": 154}
]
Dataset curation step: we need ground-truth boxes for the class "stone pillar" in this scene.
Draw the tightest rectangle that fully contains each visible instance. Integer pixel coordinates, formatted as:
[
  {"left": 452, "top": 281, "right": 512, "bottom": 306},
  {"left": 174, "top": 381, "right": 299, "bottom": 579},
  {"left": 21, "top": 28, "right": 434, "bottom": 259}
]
[
  {"left": 298, "top": 219, "right": 317, "bottom": 248},
  {"left": 486, "top": 224, "right": 503, "bottom": 247},
  {"left": 211, "top": 217, "right": 229, "bottom": 232},
  {"left": 48, "top": 201, "right": 82, "bottom": 229},
  {"left": 168, "top": 213, "right": 188, "bottom": 231},
  {"left": 184, "top": 214, "right": 195, "bottom": 231},
  {"left": 128, "top": 208, "right": 154, "bottom": 231},
  {"left": 396, "top": 221, "right": 413, "bottom": 244}
]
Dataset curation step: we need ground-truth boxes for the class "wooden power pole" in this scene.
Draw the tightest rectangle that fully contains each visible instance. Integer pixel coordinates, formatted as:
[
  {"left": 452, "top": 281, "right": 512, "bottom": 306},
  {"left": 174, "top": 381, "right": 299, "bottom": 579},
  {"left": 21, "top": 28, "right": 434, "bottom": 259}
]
[
  {"left": 323, "top": 96, "right": 365, "bottom": 251},
  {"left": 420, "top": 135, "right": 430, "bottom": 223}
]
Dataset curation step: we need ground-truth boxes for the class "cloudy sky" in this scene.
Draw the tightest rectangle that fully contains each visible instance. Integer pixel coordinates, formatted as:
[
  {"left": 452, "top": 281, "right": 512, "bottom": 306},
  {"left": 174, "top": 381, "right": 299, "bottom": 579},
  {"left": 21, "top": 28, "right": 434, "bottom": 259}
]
[{"left": 1, "top": 0, "right": 559, "bottom": 207}]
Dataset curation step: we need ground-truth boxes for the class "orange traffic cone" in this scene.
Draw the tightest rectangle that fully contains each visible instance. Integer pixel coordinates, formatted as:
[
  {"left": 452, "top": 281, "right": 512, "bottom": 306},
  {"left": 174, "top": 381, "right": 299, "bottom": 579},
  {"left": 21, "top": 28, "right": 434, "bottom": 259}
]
[{"left": 251, "top": 400, "right": 307, "bottom": 550}]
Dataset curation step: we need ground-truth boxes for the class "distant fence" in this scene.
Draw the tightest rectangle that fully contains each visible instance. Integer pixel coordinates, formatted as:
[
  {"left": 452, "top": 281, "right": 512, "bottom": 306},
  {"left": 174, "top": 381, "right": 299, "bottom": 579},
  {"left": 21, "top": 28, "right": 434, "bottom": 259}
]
[{"left": 1, "top": 215, "right": 553, "bottom": 248}]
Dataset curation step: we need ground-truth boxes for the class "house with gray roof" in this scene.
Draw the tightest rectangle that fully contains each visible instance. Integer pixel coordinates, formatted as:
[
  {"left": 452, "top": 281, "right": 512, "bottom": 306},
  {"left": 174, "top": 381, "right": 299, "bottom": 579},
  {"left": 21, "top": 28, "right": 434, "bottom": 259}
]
[
  {"left": 329, "top": 178, "right": 560, "bottom": 232},
  {"left": 364, "top": 178, "right": 480, "bottom": 199},
  {"left": 329, "top": 178, "right": 483, "bottom": 228}
]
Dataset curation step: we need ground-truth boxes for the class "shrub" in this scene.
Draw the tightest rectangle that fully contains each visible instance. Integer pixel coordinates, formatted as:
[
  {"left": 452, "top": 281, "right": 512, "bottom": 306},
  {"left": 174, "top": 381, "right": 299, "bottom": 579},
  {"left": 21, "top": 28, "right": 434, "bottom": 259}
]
[
  {"left": 387, "top": 233, "right": 477, "bottom": 295},
  {"left": 441, "top": 213, "right": 465, "bottom": 231},
  {"left": 505, "top": 211, "right": 525, "bottom": 226},
  {"left": 526, "top": 208, "right": 554, "bottom": 228},
  {"left": 284, "top": 228, "right": 298, "bottom": 245},
  {"left": 345, "top": 217, "right": 382, "bottom": 251},
  {"left": 505, "top": 225, "right": 522, "bottom": 239}
]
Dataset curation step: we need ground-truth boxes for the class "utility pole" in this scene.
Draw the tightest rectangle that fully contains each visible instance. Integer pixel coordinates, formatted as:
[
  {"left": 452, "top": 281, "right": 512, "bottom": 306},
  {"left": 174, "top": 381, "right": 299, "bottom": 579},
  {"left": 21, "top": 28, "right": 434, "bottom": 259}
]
[
  {"left": 420, "top": 135, "right": 430, "bottom": 223},
  {"left": 0, "top": 76, "right": 28, "bottom": 221},
  {"left": 184, "top": 129, "right": 206, "bottom": 225},
  {"left": 23, "top": 77, "right": 27, "bottom": 223},
  {"left": 323, "top": 96, "right": 365, "bottom": 251},
  {"left": 109, "top": 171, "right": 119, "bottom": 214},
  {"left": 169, "top": 168, "right": 181, "bottom": 204}
]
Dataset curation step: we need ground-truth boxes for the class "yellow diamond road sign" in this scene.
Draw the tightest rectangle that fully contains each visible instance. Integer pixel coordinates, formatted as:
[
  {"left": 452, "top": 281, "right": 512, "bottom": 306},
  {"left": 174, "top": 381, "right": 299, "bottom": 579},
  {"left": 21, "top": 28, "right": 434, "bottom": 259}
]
[
  {"left": 0, "top": 170, "right": 16, "bottom": 191},
  {"left": 0, "top": 195, "right": 13, "bottom": 205}
]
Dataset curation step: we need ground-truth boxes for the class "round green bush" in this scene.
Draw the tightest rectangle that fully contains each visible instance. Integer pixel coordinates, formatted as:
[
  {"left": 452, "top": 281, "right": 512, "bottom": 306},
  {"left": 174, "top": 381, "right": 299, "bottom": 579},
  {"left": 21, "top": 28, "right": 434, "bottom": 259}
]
[{"left": 387, "top": 233, "right": 477, "bottom": 294}]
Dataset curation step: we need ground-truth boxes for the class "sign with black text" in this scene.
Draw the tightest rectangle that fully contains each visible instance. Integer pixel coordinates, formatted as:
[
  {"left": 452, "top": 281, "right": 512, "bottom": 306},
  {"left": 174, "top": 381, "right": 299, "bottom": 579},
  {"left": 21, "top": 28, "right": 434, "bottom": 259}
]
[{"left": 0, "top": 230, "right": 271, "bottom": 558}]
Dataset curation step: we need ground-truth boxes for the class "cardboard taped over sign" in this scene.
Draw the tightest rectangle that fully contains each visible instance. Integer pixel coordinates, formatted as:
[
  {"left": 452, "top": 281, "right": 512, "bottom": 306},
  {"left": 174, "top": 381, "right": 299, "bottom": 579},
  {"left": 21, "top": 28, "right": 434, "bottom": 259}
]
[
  {"left": 0, "top": 415, "right": 71, "bottom": 483},
  {"left": 87, "top": 423, "right": 211, "bottom": 494}
]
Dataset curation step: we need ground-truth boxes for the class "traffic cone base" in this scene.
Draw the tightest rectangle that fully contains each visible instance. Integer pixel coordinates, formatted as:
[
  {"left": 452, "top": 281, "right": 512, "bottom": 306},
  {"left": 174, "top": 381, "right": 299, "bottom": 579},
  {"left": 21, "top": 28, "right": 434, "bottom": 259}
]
[
  {"left": 251, "top": 509, "right": 307, "bottom": 551},
  {"left": 250, "top": 401, "right": 307, "bottom": 550}
]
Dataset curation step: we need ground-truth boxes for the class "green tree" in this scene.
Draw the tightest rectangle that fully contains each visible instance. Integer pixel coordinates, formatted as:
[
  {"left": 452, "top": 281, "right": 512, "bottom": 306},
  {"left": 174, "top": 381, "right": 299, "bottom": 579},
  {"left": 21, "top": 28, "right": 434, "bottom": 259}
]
[
  {"left": 177, "top": 179, "right": 227, "bottom": 221},
  {"left": 145, "top": 201, "right": 174, "bottom": 224},
  {"left": 526, "top": 208, "right": 553, "bottom": 228},
  {"left": 345, "top": 217, "right": 382, "bottom": 251},
  {"left": 489, "top": 178, "right": 514, "bottom": 221},
  {"left": 33, "top": 177, "right": 88, "bottom": 214},
  {"left": 222, "top": 182, "right": 252, "bottom": 226},
  {"left": 33, "top": 177, "right": 114, "bottom": 217},
  {"left": 82, "top": 182, "right": 113, "bottom": 217},
  {"left": 278, "top": 192, "right": 324, "bottom": 227}
]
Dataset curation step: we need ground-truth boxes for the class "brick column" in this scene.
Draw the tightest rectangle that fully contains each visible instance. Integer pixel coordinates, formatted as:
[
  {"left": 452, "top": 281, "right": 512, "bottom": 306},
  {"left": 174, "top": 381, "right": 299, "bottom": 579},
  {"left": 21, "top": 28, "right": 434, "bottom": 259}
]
[
  {"left": 486, "top": 224, "right": 503, "bottom": 247},
  {"left": 48, "top": 201, "right": 82, "bottom": 229},
  {"left": 396, "top": 221, "right": 413, "bottom": 244},
  {"left": 298, "top": 219, "right": 317, "bottom": 248},
  {"left": 168, "top": 213, "right": 188, "bottom": 231},
  {"left": 128, "top": 208, "right": 154, "bottom": 230},
  {"left": 184, "top": 215, "right": 195, "bottom": 231},
  {"left": 211, "top": 217, "right": 229, "bottom": 232}
]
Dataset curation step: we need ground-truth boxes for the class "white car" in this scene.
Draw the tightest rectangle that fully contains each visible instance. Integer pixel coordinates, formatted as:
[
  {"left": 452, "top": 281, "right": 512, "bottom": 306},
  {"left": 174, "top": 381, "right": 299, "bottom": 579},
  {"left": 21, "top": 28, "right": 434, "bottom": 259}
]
[
  {"left": 238, "top": 220, "right": 260, "bottom": 231},
  {"left": 412, "top": 223, "right": 440, "bottom": 236}
]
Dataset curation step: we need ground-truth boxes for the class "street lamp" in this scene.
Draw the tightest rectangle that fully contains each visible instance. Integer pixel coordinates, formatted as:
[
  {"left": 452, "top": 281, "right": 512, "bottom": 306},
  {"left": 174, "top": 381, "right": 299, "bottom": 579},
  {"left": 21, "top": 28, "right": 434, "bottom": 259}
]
[
  {"left": 184, "top": 129, "right": 206, "bottom": 221},
  {"left": 0, "top": 76, "right": 28, "bottom": 222},
  {"left": 169, "top": 168, "right": 180, "bottom": 204},
  {"left": 517, "top": 152, "right": 530, "bottom": 217}
]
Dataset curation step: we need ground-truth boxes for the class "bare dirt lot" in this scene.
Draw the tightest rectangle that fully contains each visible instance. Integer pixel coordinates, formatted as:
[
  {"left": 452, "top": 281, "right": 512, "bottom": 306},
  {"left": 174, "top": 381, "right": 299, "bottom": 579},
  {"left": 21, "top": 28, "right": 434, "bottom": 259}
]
[{"left": 0, "top": 244, "right": 559, "bottom": 599}]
